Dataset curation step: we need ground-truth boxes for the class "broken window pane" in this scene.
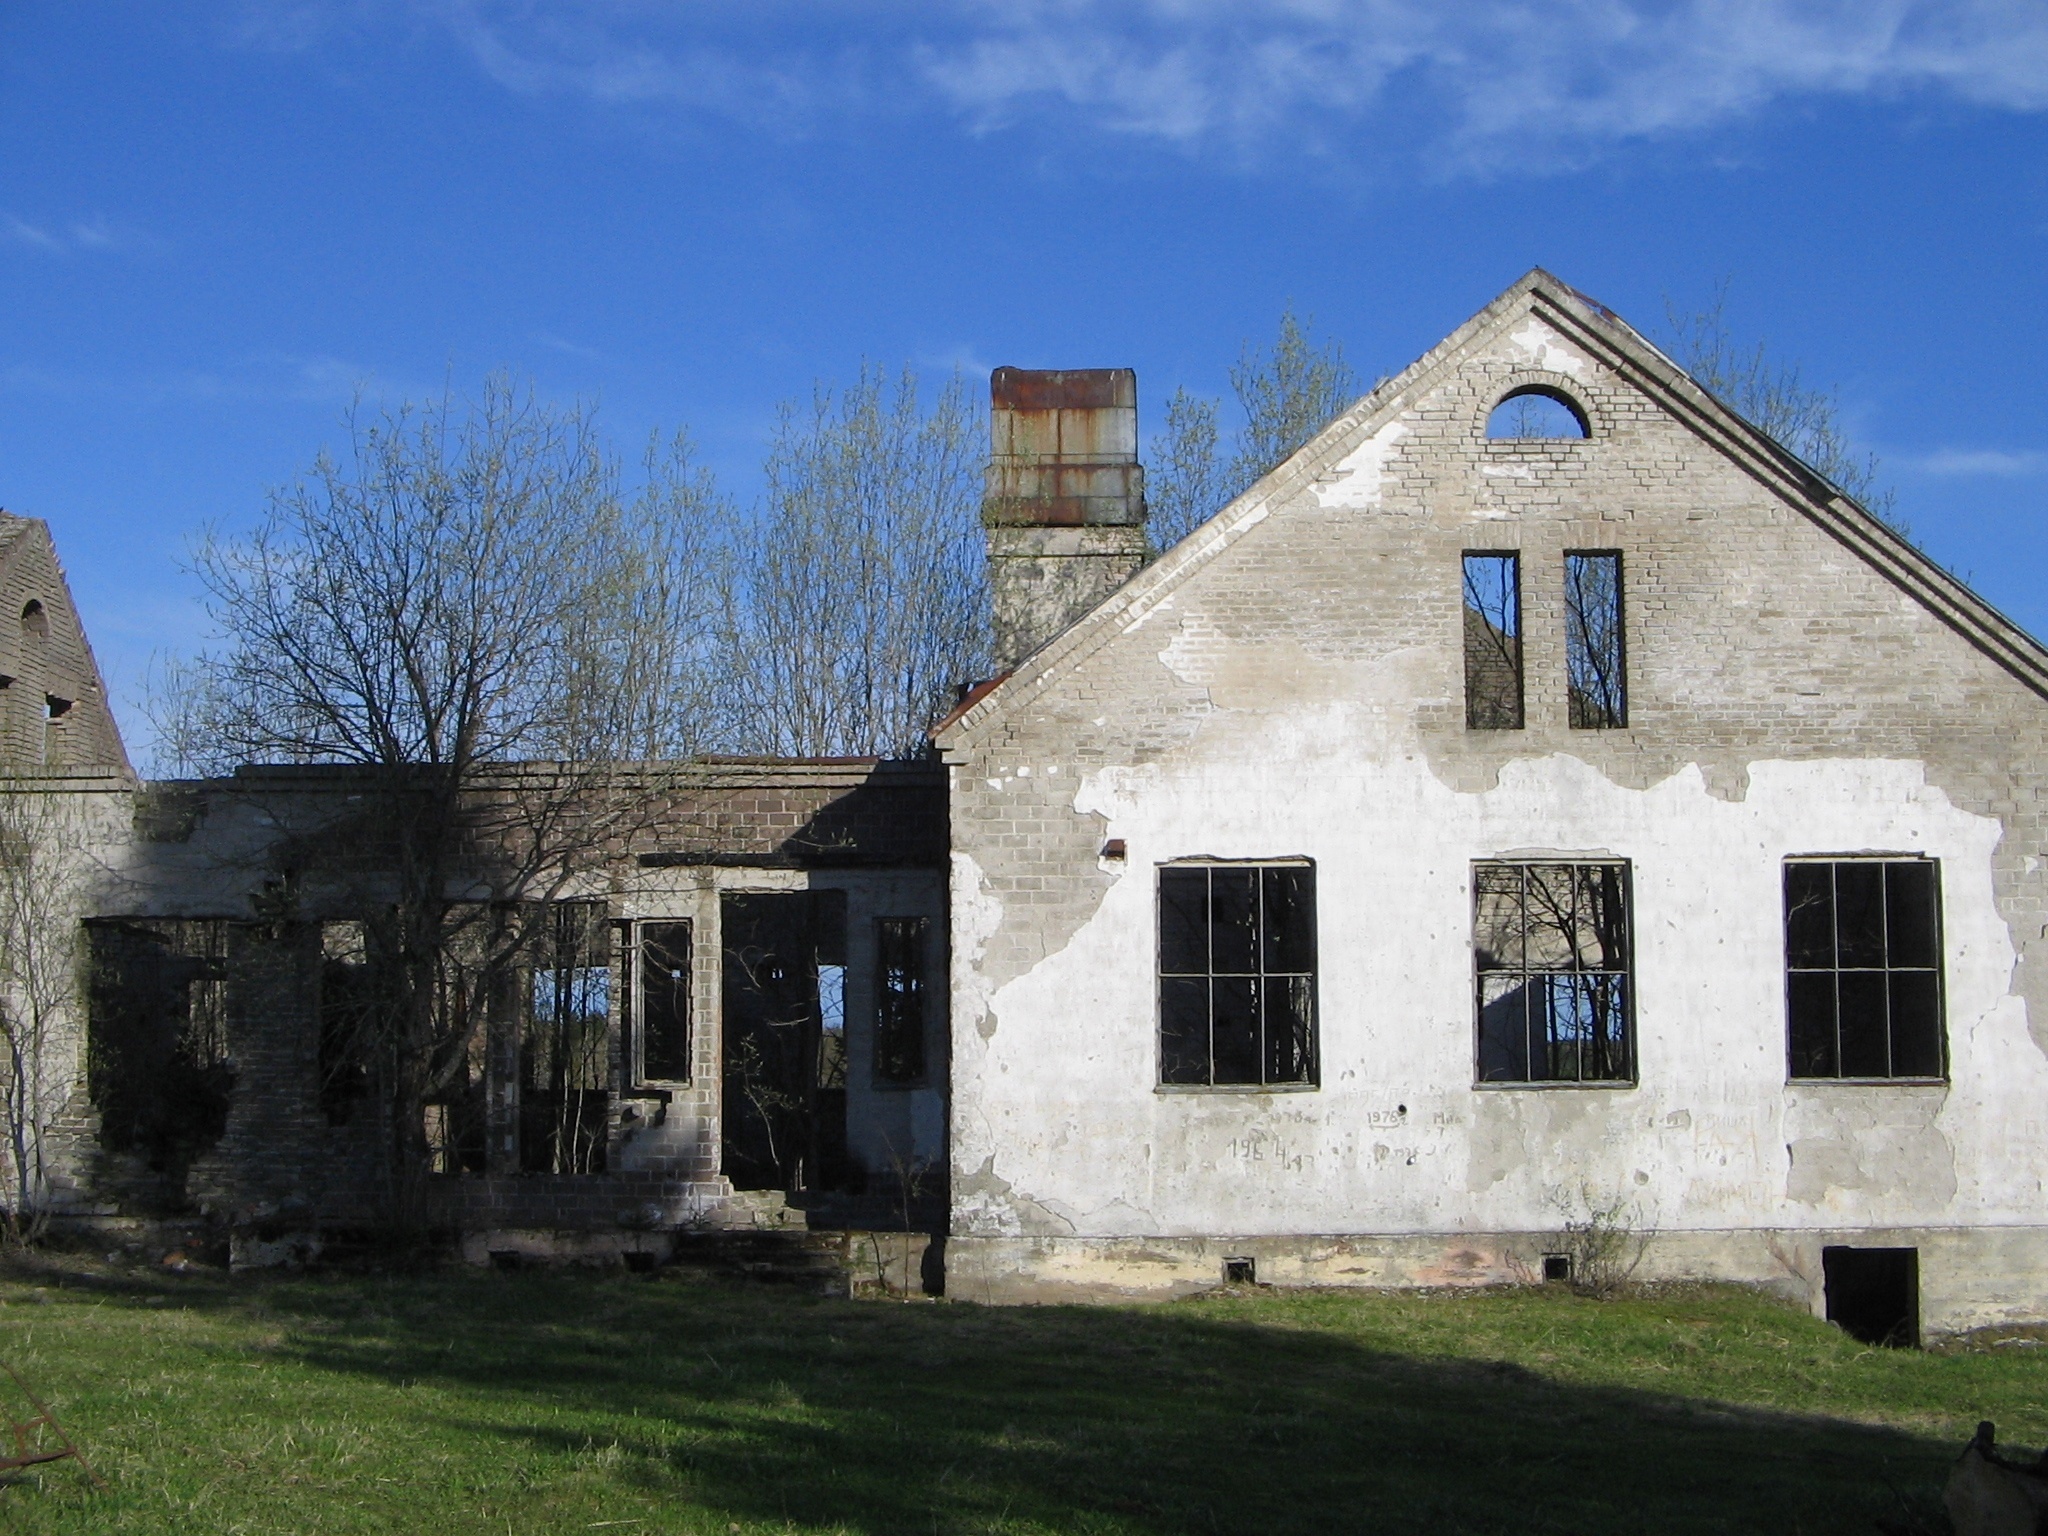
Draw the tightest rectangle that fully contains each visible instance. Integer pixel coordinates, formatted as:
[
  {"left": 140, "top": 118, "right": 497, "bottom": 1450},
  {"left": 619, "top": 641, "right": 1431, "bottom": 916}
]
[
  {"left": 1784, "top": 860, "right": 1944, "bottom": 1081},
  {"left": 637, "top": 920, "right": 692, "bottom": 1082},
  {"left": 1472, "top": 862, "right": 1633, "bottom": 1085},
  {"left": 1565, "top": 551, "right": 1626, "bottom": 729},
  {"left": 1462, "top": 553, "right": 1523, "bottom": 729},
  {"left": 874, "top": 917, "right": 927, "bottom": 1085},
  {"left": 519, "top": 901, "right": 611, "bottom": 1174},
  {"left": 1784, "top": 862, "right": 1835, "bottom": 969},
  {"left": 1155, "top": 862, "right": 1317, "bottom": 1088}
]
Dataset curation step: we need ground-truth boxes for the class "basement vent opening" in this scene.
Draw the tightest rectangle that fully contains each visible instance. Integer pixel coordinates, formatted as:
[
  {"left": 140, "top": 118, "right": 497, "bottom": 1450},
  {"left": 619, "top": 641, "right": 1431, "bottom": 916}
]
[
  {"left": 1823, "top": 1245, "right": 1919, "bottom": 1348},
  {"left": 1222, "top": 1256, "right": 1257, "bottom": 1286},
  {"left": 1542, "top": 1253, "right": 1573, "bottom": 1284}
]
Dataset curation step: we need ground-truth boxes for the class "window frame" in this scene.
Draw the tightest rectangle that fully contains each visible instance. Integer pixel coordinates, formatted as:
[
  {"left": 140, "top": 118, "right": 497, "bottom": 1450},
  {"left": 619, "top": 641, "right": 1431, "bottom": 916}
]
[
  {"left": 1472, "top": 859, "right": 1637, "bottom": 1088},
  {"left": 1155, "top": 858, "right": 1320, "bottom": 1093},
  {"left": 622, "top": 917, "right": 694, "bottom": 1088},
  {"left": 1783, "top": 857, "right": 1947, "bottom": 1084}
]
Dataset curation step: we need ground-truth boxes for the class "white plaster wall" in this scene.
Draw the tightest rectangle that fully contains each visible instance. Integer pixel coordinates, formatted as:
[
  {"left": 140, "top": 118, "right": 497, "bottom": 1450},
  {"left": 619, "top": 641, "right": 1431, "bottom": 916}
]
[{"left": 952, "top": 747, "right": 2039, "bottom": 1240}]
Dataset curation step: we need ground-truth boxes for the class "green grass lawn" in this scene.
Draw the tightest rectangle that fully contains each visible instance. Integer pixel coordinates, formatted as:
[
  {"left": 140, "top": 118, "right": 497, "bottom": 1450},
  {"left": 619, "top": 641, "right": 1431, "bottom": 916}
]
[{"left": 0, "top": 1256, "right": 2041, "bottom": 1535}]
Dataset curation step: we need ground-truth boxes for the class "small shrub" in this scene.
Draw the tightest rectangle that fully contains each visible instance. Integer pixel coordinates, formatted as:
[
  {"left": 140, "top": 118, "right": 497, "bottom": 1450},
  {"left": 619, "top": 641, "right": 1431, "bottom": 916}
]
[{"left": 1553, "top": 1183, "right": 1652, "bottom": 1300}]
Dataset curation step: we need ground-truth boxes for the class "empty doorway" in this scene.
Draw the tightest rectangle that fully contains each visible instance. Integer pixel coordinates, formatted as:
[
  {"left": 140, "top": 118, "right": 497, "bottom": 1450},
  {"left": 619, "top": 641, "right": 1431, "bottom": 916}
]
[{"left": 720, "top": 890, "right": 852, "bottom": 1194}]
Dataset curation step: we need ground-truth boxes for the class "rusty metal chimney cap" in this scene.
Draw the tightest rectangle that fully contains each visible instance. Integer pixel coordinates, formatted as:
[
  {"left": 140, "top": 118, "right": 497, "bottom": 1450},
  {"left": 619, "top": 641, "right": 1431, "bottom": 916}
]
[{"left": 990, "top": 368, "right": 1135, "bottom": 412}]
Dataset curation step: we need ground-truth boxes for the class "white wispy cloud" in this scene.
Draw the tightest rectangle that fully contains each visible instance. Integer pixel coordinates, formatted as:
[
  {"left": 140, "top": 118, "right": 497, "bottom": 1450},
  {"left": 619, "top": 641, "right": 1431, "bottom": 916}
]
[
  {"left": 0, "top": 351, "right": 399, "bottom": 408},
  {"left": 530, "top": 331, "right": 606, "bottom": 363},
  {"left": 250, "top": 1, "right": 2048, "bottom": 168},
  {"left": 1914, "top": 448, "right": 2048, "bottom": 476},
  {"left": 3, "top": 216, "right": 65, "bottom": 253},
  {"left": 914, "top": 0, "right": 2048, "bottom": 166},
  {"left": 3, "top": 213, "right": 151, "bottom": 256}
]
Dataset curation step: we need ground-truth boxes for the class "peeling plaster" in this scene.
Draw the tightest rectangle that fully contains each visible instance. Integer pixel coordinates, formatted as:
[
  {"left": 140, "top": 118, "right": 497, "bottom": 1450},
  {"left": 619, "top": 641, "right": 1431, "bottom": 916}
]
[
  {"left": 949, "top": 851, "right": 1005, "bottom": 1042},
  {"left": 1313, "top": 419, "right": 1410, "bottom": 510},
  {"left": 1505, "top": 319, "right": 1591, "bottom": 379},
  {"left": 952, "top": 747, "right": 2036, "bottom": 1242}
]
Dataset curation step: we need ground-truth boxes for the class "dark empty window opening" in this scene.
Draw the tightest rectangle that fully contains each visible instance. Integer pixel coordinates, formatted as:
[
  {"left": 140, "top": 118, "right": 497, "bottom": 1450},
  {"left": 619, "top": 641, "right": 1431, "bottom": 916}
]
[
  {"left": 19, "top": 601, "right": 47, "bottom": 639},
  {"left": 818, "top": 950, "right": 849, "bottom": 1092},
  {"left": 1823, "top": 1246, "right": 1919, "bottom": 1347},
  {"left": 1159, "top": 862, "right": 1318, "bottom": 1089},
  {"left": 519, "top": 901, "right": 611, "bottom": 1174},
  {"left": 422, "top": 947, "right": 489, "bottom": 1176},
  {"left": 317, "top": 920, "right": 376, "bottom": 1128},
  {"left": 1565, "top": 551, "right": 1627, "bottom": 729},
  {"left": 634, "top": 920, "right": 693, "bottom": 1083},
  {"left": 1785, "top": 860, "right": 1945, "bottom": 1080},
  {"left": 1487, "top": 388, "right": 1589, "bottom": 440},
  {"left": 1463, "top": 552, "right": 1524, "bottom": 730},
  {"left": 1223, "top": 1256, "right": 1257, "bottom": 1285},
  {"left": 1542, "top": 1253, "right": 1573, "bottom": 1283},
  {"left": 85, "top": 918, "right": 236, "bottom": 1199},
  {"left": 1475, "top": 861, "right": 1633, "bottom": 1084},
  {"left": 43, "top": 696, "right": 69, "bottom": 719},
  {"left": 875, "top": 917, "right": 929, "bottom": 1086}
]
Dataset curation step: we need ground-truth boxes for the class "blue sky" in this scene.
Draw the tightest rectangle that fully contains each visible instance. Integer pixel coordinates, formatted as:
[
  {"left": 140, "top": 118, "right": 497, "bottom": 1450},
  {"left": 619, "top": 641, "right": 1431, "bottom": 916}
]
[{"left": 3, "top": 2, "right": 2046, "bottom": 756}]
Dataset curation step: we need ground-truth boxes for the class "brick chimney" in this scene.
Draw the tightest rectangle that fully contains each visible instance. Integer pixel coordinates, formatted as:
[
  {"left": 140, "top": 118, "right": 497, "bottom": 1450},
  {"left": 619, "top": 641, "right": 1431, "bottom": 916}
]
[{"left": 983, "top": 367, "right": 1147, "bottom": 670}]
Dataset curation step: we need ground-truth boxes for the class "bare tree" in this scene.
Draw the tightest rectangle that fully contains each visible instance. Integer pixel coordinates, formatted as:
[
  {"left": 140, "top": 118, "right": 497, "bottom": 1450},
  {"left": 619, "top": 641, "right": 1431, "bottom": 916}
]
[
  {"left": 0, "top": 784, "right": 86, "bottom": 1243},
  {"left": 1666, "top": 282, "right": 1901, "bottom": 532},
  {"left": 154, "top": 379, "right": 728, "bottom": 1214},
  {"left": 1146, "top": 387, "right": 1227, "bottom": 554},
  {"left": 723, "top": 364, "right": 987, "bottom": 758},
  {"left": 1227, "top": 306, "right": 1359, "bottom": 494},
  {"left": 1145, "top": 308, "right": 1360, "bottom": 554}
]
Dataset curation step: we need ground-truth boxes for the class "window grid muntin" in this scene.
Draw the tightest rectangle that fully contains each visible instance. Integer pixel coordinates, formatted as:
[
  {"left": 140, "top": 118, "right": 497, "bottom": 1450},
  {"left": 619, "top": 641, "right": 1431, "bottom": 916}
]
[
  {"left": 1784, "top": 858, "right": 1945, "bottom": 1082},
  {"left": 1157, "top": 861, "right": 1318, "bottom": 1089},
  {"left": 1474, "top": 860, "right": 1635, "bottom": 1085}
]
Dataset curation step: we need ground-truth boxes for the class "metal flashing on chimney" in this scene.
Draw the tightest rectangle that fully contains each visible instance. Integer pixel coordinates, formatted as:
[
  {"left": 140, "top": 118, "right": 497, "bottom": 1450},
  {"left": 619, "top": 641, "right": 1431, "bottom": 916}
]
[{"left": 983, "top": 367, "right": 1148, "bottom": 670}]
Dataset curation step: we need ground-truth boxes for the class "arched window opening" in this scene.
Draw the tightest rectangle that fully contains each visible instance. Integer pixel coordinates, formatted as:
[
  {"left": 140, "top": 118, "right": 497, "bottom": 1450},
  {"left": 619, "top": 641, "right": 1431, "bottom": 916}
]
[
  {"left": 1486, "top": 388, "right": 1589, "bottom": 441},
  {"left": 20, "top": 601, "right": 47, "bottom": 639}
]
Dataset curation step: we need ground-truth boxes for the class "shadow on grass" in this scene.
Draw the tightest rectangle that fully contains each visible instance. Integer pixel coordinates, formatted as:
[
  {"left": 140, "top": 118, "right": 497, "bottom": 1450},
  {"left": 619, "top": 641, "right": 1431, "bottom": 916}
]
[{"left": 19, "top": 1259, "right": 1958, "bottom": 1535}]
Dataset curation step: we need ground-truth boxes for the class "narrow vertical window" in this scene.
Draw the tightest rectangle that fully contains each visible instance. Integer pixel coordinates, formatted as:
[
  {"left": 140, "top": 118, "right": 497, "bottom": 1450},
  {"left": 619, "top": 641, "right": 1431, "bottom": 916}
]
[
  {"left": 1785, "top": 860, "right": 1944, "bottom": 1081},
  {"left": 520, "top": 902, "right": 611, "bottom": 1174},
  {"left": 1474, "top": 861, "right": 1633, "bottom": 1084},
  {"left": 637, "top": 920, "right": 692, "bottom": 1083},
  {"left": 1157, "top": 862, "right": 1317, "bottom": 1088},
  {"left": 318, "top": 920, "right": 375, "bottom": 1128},
  {"left": 1564, "top": 551, "right": 1626, "bottom": 728},
  {"left": 1462, "top": 552, "right": 1523, "bottom": 729},
  {"left": 874, "top": 917, "right": 928, "bottom": 1086}
]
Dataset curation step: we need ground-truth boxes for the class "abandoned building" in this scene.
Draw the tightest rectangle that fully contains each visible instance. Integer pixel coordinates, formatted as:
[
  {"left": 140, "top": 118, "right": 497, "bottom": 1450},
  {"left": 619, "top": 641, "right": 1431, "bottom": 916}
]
[{"left": 10, "top": 269, "right": 2048, "bottom": 1337}]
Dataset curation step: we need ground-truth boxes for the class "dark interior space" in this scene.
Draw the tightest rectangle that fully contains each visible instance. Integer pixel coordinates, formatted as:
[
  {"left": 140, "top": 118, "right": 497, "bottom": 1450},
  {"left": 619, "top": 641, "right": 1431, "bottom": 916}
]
[{"left": 1823, "top": 1245, "right": 1919, "bottom": 1347}]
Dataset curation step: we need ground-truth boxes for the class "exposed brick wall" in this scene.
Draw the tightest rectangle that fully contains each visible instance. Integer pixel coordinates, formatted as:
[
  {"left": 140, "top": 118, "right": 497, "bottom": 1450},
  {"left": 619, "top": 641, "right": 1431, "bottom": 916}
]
[{"left": 54, "top": 760, "right": 947, "bottom": 1233}]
